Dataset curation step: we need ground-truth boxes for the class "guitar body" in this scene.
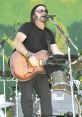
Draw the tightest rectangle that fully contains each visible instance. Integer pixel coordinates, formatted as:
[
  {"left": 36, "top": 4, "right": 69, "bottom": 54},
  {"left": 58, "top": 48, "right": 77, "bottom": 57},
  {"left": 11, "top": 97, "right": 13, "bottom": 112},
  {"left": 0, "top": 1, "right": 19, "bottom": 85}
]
[{"left": 10, "top": 51, "right": 48, "bottom": 81}]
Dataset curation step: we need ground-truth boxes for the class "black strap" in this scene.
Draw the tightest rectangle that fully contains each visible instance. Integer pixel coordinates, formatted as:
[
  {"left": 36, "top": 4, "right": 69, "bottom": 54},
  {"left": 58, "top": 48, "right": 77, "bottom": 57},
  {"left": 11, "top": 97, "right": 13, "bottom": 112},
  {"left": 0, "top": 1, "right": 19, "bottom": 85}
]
[{"left": 44, "top": 30, "right": 51, "bottom": 55}]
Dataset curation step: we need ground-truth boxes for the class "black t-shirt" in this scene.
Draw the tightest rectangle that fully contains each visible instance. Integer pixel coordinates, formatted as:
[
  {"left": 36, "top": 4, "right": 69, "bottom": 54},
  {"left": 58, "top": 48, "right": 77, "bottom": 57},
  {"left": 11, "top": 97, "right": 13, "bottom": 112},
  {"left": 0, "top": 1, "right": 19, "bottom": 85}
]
[{"left": 18, "top": 22, "right": 56, "bottom": 53}]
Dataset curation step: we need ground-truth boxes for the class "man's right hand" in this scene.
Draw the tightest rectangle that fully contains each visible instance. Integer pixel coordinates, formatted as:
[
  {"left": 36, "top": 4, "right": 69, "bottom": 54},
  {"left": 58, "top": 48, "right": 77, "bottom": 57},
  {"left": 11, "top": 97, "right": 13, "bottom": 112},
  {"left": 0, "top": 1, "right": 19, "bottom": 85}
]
[
  {"left": 28, "top": 54, "right": 39, "bottom": 66},
  {"left": 28, "top": 50, "right": 49, "bottom": 66}
]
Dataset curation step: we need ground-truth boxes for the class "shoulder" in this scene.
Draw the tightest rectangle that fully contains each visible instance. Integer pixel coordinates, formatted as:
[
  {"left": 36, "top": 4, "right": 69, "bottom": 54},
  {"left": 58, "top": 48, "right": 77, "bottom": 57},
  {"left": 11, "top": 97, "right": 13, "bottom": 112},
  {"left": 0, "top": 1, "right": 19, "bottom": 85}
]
[
  {"left": 18, "top": 22, "right": 33, "bottom": 33},
  {"left": 45, "top": 27, "right": 56, "bottom": 43},
  {"left": 45, "top": 27, "right": 54, "bottom": 35},
  {"left": 20, "top": 22, "right": 33, "bottom": 28}
]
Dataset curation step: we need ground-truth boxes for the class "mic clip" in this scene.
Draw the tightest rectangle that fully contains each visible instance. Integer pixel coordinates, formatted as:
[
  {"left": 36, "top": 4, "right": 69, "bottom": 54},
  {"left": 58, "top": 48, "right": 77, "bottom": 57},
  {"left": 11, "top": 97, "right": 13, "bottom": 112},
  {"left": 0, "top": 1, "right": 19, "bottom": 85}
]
[{"left": 44, "top": 14, "right": 56, "bottom": 19}]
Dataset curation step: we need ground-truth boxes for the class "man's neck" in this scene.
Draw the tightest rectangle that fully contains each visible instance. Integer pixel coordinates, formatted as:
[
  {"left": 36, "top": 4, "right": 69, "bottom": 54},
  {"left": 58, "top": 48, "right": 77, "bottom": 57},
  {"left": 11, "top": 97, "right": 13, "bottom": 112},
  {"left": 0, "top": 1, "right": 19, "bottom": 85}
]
[{"left": 34, "top": 21, "right": 45, "bottom": 30}]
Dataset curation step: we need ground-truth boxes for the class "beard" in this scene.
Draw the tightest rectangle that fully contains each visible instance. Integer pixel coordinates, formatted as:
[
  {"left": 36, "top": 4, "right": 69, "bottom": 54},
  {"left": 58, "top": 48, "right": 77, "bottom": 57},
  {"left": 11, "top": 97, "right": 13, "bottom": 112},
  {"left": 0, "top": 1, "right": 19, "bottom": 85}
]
[
  {"left": 33, "top": 14, "right": 47, "bottom": 23},
  {"left": 39, "top": 16, "right": 47, "bottom": 23}
]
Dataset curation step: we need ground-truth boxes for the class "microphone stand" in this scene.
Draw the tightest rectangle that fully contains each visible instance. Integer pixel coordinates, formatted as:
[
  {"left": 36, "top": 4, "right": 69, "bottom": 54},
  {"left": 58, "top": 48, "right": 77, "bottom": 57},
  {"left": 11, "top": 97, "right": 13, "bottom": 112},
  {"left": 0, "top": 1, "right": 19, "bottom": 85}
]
[
  {"left": 49, "top": 17, "right": 80, "bottom": 117},
  {"left": 0, "top": 40, "right": 7, "bottom": 117}
]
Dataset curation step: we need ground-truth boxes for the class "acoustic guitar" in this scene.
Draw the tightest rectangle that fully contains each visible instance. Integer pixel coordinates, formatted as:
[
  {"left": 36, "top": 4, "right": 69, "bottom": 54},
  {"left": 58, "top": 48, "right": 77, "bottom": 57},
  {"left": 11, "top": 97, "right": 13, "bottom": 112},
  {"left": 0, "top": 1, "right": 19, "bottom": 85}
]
[{"left": 10, "top": 50, "right": 49, "bottom": 81}]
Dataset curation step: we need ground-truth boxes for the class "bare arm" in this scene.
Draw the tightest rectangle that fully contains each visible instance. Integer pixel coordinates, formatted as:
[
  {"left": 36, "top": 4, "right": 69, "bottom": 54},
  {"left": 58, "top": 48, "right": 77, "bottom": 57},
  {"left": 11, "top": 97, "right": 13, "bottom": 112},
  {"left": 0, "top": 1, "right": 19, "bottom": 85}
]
[
  {"left": 14, "top": 32, "right": 40, "bottom": 66},
  {"left": 50, "top": 44, "right": 64, "bottom": 55},
  {"left": 13, "top": 32, "right": 28, "bottom": 56}
]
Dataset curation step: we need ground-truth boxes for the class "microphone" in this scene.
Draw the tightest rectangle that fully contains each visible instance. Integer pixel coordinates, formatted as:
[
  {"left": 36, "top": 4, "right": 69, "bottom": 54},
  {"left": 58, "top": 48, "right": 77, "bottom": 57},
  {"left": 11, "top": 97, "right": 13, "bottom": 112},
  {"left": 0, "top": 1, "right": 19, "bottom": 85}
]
[{"left": 44, "top": 14, "right": 56, "bottom": 19}]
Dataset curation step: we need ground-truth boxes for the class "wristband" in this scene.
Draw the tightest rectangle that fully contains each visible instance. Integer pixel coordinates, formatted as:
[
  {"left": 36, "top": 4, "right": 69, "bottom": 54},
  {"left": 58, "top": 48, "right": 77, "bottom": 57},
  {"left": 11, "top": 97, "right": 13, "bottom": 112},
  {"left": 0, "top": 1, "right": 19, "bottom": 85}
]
[{"left": 26, "top": 51, "right": 33, "bottom": 58}]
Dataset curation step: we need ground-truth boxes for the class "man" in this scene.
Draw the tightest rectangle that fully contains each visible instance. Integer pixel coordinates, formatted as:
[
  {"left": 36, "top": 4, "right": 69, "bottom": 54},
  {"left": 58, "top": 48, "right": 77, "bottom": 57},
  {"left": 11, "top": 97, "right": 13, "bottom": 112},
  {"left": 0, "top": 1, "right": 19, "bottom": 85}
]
[{"left": 13, "top": 4, "right": 64, "bottom": 117}]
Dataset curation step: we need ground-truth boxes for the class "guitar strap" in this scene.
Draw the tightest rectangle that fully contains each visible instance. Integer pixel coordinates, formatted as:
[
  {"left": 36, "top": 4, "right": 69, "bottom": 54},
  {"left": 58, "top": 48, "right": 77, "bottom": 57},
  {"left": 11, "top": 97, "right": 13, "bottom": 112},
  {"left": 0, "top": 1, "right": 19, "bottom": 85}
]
[
  {"left": 46, "top": 39, "right": 51, "bottom": 54},
  {"left": 44, "top": 30, "right": 51, "bottom": 55},
  {"left": 44, "top": 30, "right": 55, "bottom": 76}
]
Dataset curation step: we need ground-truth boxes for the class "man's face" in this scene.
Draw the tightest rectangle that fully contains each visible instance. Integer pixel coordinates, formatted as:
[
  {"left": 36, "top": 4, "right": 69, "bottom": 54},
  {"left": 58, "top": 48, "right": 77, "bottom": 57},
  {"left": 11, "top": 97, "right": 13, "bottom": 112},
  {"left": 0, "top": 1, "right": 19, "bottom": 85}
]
[{"left": 33, "top": 6, "right": 48, "bottom": 23}]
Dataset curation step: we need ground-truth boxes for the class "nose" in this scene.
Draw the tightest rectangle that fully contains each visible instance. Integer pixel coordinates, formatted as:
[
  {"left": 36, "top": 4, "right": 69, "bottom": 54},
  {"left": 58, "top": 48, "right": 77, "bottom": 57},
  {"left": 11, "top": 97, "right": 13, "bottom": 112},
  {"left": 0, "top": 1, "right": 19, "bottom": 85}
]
[{"left": 43, "top": 11, "right": 47, "bottom": 15}]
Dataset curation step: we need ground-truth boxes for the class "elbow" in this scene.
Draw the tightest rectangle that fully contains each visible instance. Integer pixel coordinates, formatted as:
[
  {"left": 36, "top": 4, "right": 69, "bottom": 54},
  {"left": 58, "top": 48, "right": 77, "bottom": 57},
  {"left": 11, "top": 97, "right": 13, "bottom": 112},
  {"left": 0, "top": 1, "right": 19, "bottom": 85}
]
[
  {"left": 13, "top": 40, "right": 18, "bottom": 49},
  {"left": 13, "top": 41, "right": 16, "bottom": 49}
]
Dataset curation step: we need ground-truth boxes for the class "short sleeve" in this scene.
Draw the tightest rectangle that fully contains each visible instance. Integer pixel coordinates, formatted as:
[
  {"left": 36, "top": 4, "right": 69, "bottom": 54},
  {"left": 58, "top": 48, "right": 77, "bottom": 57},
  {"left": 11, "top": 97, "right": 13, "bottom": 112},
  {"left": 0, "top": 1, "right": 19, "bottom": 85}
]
[
  {"left": 49, "top": 30, "right": 56, "bottom": 44},
  {"left": 18, "top": 22, "right": 30, "bottom": 36}
]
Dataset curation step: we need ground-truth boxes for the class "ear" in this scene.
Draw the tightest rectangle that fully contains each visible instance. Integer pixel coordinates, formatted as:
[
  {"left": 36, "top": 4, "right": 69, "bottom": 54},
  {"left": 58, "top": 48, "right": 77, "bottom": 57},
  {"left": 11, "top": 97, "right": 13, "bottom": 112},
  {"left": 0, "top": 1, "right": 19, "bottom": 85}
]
[
  {"left": 33, "top": 14, "right": 36, "bottom": 20},
  {"left": 33, "top": 14, "right": 38, "bottom": 20}
]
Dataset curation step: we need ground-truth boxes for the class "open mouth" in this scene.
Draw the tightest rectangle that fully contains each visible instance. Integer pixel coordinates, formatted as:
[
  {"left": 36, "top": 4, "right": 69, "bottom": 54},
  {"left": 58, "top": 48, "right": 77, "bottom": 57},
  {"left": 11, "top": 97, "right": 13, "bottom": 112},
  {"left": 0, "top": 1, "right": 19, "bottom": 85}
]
[{"left": 42, "top": 15, "right": 46, "bottom": 18}]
